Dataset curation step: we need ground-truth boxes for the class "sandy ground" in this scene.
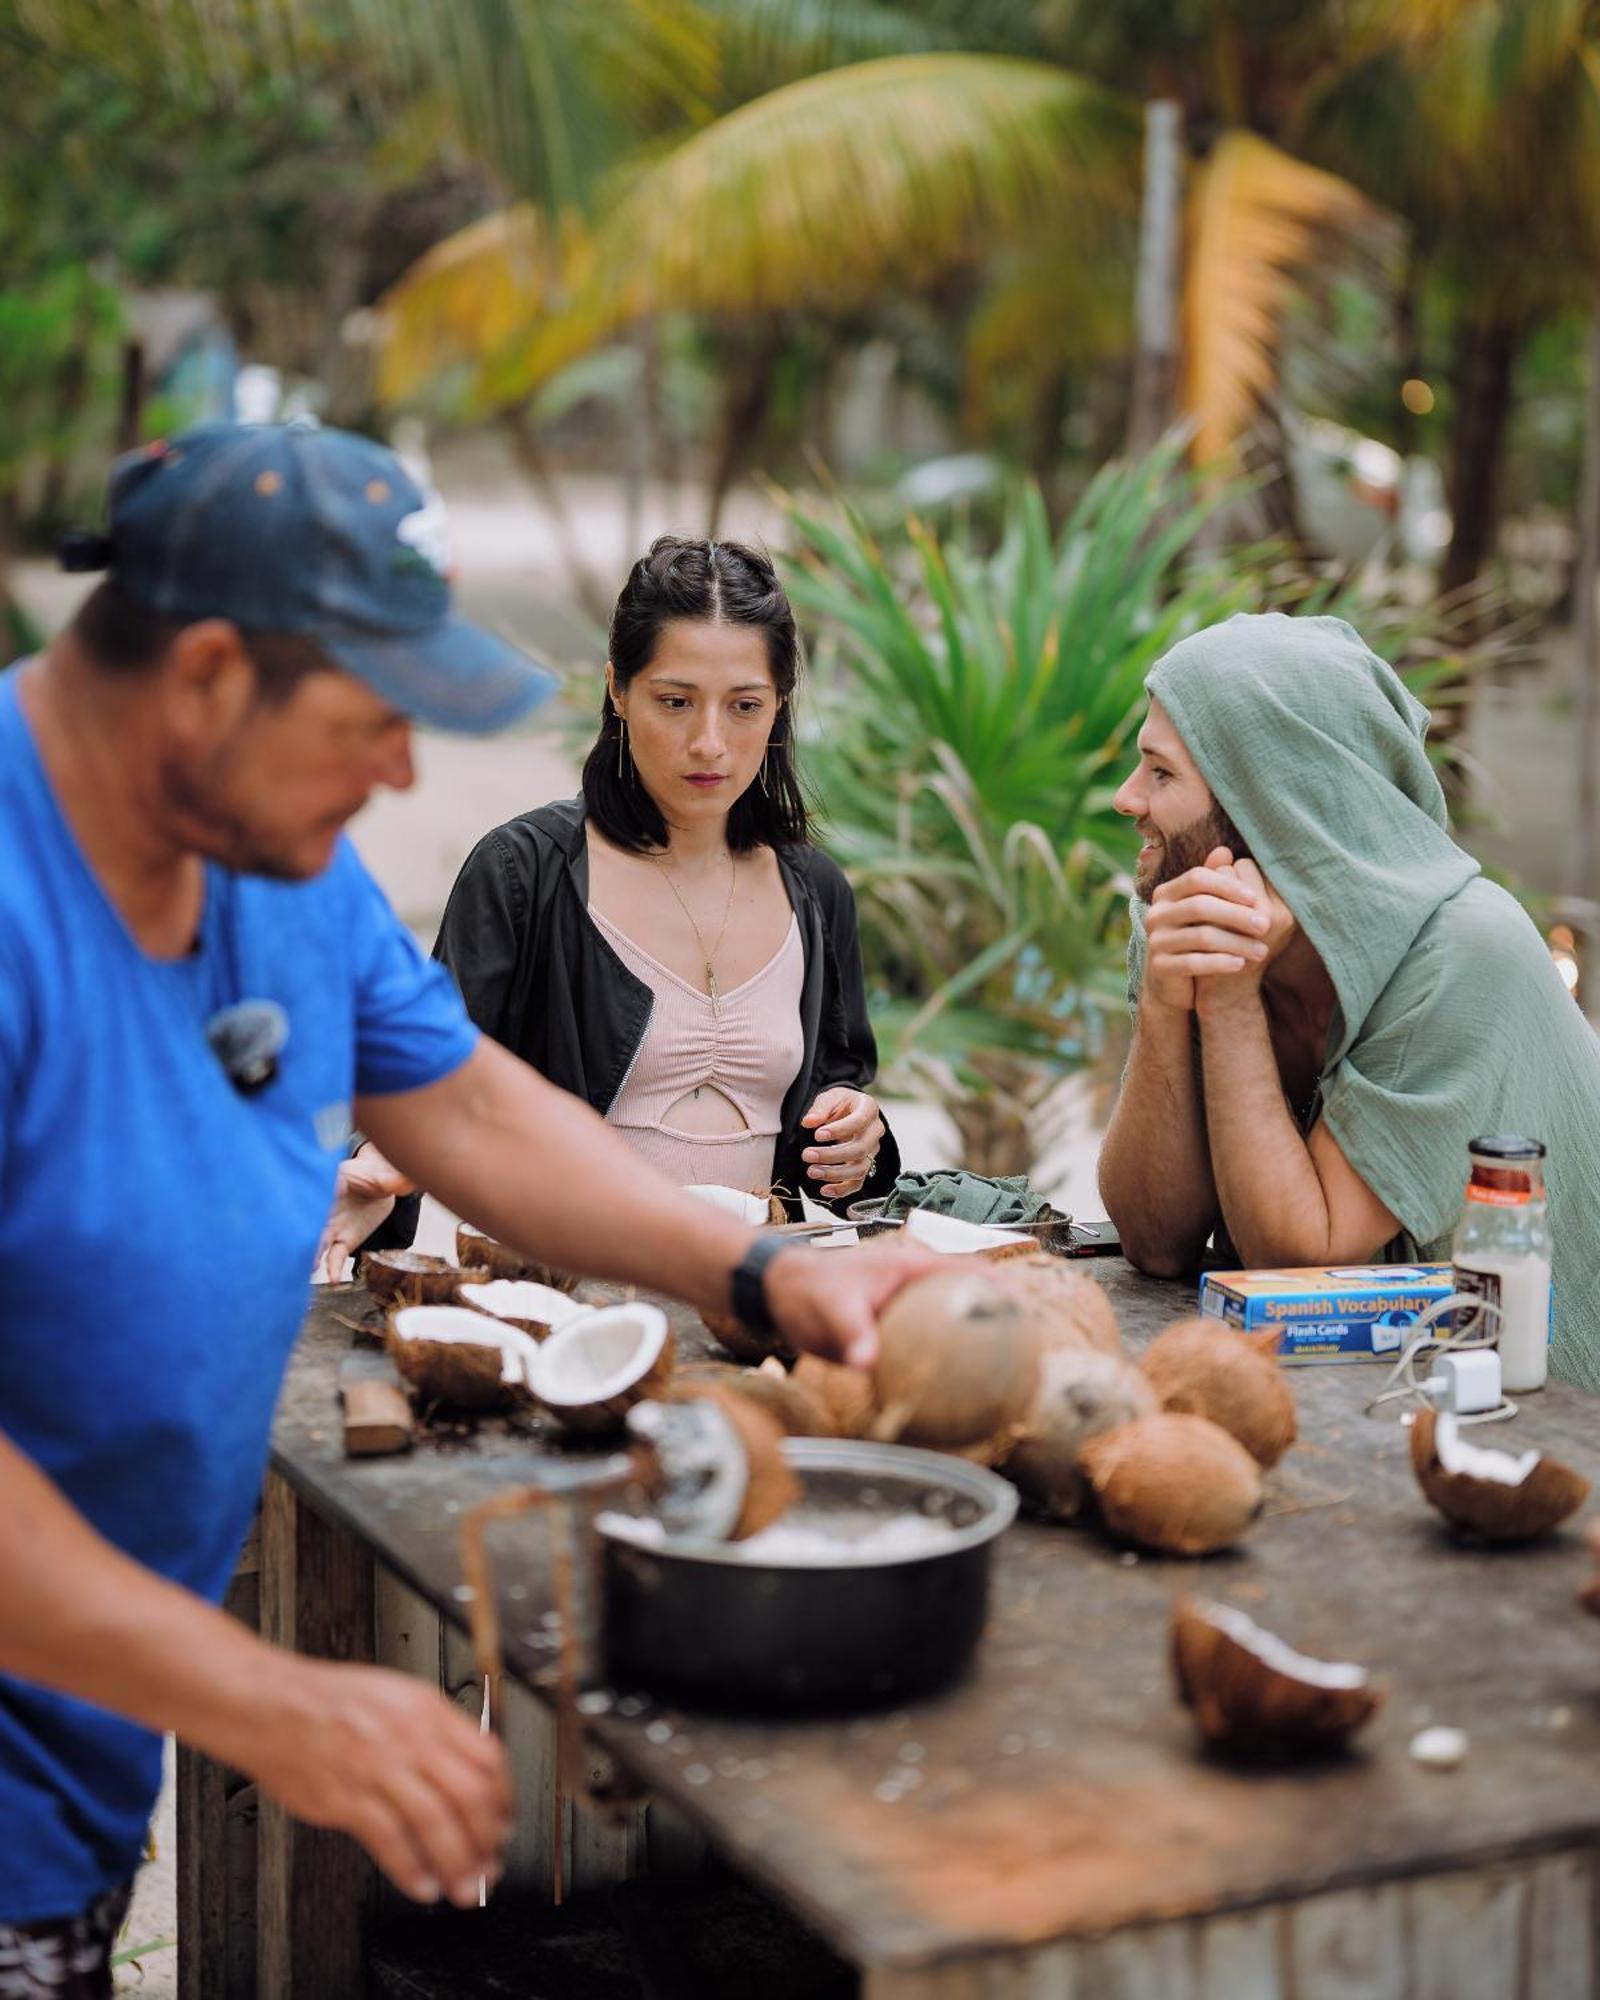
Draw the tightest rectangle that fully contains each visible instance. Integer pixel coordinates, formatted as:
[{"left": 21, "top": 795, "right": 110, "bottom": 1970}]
[{"left": 11, "top": 436, "right": 1578, "bottom": 1989}]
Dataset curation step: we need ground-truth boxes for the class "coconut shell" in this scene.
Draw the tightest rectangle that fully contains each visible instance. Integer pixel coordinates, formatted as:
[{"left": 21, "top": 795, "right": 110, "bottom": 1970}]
[
  {"left": 385, "top": 1306, "right": 535, "bottom": 1412},
  {"left": 1410, "top": 1405, "right": 1589, "bottom": 1543},
  {"left": 454, "top": 1224, "right": 580, "bottom": 1295},
  {"left": 363, "top": 1249, "right": 490, "bottom": 1308},
  {"left": 1172, "top": 1597, "right": 1384, "bottom": 1756},
  {"left": 996, "top": 1254, "right": 1123, "bottom": 1360},
  {"left": 1004, "top": 1350, "right": 1158, "bottom": 1521},
  {"left": 699, "top": 1305, "right": 795, "bottom": 1366},
  {"left": 454, "top": 1279, "right": 585, "bottom": 1341},
  {"left": 531, "top": 1308, "right": 677, "bottom": 1436},
  {"left": 790, "top": 1353, "right": 879, "bottom": 1440},
  {"left": 680, "top": 1383, "right": 800, "bottom": 1540},
  {"left": 723, "top": 1362, "right": 833, "bottom": 1439},
  {"left": 1078, "top": 1413, "right": 1264, "bottom": 1555},
  {"left": 872, "top": 1269, "right": 1040, "bottom": 1454},
  {"left": 1138, "top": 1320, "right": 1298, "bottom": 1469}
]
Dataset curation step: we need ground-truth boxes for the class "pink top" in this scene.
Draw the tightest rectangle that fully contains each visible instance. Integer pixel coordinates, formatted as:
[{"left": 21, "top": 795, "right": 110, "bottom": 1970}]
[{"left": 589, "top": 904, "right": 806, "bottom": 1195}]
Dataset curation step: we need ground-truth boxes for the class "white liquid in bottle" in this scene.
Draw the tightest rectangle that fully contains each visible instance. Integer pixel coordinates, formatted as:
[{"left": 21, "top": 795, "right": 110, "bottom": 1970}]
[
  {"left": 1451, "top": 1135, "right": 1552, "bottom": 1395},
  {"left": 1451, "top": 1250, "right": 1551, "bottom": 1393}
]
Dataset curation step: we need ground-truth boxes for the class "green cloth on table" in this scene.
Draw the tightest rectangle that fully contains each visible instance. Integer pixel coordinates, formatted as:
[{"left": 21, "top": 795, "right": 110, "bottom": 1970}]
[
  {"left": 885, "top": 1169, "right": 1052, "bottom": 1226},
  {"left": 1127, "top": 612, "right": 1600, "bottom": 1388}
]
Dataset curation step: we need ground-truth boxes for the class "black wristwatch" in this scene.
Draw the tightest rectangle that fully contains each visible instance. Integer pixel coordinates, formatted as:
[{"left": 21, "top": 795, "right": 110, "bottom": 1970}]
[{"left": 729, "top": 1232, "right": 792, "bottom": 1334}]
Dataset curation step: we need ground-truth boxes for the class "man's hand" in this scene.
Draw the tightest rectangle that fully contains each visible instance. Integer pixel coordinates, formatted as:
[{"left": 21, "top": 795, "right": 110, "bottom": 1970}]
[
  {"left": 1192, "top": 854, "right": 1298, "bottom": 1021},
  {"left": 1144, "top": 847, "right": 1272, "bottom": 1011},
  {"left": 800, "top": 1086, "right": 885, "bottom": 1200},
  {"left": 226, "top": 1657, "right": 512, "bottom": 1907},
  {"left": 316, "top": 1143, "right": 415, "bottom": 1283},
  {"left": 763, "top": 1237, "right": 944, "bottom": 1370}
]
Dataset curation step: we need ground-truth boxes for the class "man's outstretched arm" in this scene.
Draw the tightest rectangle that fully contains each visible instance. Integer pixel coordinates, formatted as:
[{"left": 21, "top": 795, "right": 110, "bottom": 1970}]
[{"left": 1099, "top": 991, "right": 1218, "bottom": 1277}]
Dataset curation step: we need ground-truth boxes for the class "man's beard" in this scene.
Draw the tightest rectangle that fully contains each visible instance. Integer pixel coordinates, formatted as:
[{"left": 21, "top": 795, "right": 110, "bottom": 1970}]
[{"left": 1135, "top": 803, "right": 1251, "bottom": 901}]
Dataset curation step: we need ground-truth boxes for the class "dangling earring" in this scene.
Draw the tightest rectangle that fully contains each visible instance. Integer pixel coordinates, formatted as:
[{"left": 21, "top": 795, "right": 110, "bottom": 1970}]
[
  {"left": 760, "top": 729, "right": 783, "bottom": 795},
  {"left": 616, "top": 710, "right": 630, "bottom": 783}
]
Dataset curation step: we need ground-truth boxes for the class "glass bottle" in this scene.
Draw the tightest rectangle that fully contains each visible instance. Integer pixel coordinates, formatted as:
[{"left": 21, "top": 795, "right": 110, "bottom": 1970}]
[{"left": 1451, "top": 1135, "right": 1552, "bottom": 1394}]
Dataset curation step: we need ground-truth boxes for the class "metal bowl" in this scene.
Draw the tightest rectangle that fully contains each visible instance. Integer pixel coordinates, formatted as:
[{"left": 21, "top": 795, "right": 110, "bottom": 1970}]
[{"left": 599, "top": 1440, "right": 1017, "bottom": 1710}]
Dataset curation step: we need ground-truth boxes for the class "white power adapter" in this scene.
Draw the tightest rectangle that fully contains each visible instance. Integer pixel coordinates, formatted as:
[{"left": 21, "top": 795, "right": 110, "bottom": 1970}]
[{"left": 1422, "top": 1348, "right": 1503, "bottom": 1416}]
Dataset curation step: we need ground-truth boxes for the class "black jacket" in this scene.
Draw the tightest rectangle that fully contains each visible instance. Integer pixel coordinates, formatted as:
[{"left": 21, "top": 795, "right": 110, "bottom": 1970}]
[{"left": 383, "top": 796, "right": 898, "bottom": 1237}]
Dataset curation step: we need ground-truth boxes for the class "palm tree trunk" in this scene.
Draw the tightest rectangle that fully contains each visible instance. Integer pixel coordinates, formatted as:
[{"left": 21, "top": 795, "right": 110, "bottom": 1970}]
[
  {"left": 706, "top": 324, "right": 783, "bottom": 537},
  {"left": 503, "top": 409, "right": 614, "bottom": 626},
  {"left": 1125, "top": 98, "right": 1184, "bottom": 458},
  {"left": 1439, "top": 310, "right": 1523, "bottom": 607}
]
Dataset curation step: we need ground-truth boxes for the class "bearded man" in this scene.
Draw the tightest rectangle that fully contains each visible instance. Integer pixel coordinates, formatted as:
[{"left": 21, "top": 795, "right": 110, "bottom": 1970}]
[{"left": 1097, "top": 613, "right": 1600, "bottom": 1387}]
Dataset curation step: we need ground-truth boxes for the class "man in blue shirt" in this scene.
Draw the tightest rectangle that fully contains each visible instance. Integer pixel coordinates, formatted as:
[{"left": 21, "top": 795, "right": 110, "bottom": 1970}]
[{"left": 0, "top": 423, "right": 934, "bottom": 1990}]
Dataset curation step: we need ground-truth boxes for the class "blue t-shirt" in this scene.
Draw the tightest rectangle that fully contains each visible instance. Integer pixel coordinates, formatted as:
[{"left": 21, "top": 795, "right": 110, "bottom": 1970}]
[{"left": 0, "top": 673, "right": 478, "bottom": 1920}]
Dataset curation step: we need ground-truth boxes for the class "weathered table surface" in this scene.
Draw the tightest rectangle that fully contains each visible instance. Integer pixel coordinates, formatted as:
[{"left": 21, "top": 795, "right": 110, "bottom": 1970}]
[{"left": 272, "top": 1265, "right": 1600, "bottom": 1978}]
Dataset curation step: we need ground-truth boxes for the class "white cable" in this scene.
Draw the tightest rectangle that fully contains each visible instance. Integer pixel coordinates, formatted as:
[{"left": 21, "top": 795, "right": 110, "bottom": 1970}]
[{"left": 1363, "top": 1291, "right": 1519, "bottom": 1427}]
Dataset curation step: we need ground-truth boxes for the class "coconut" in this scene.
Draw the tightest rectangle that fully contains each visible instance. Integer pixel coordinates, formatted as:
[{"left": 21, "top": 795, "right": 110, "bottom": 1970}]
[
  {"left": 1138, "top": 1320, "right": 1297, "bottom": 1469},
  {"left": 1410, "top": 1405, "right": 1589, "bottom": 1543},
  {"left": 871, "top": 1269, "right": 1040, "bottom": 1455},
  {"left": 1171, "top": 1597, "right": 1384, "bottom": 1756},
  {"left": 674, "top": 1383, "right": 799, "bottom": 1539},
  {"left": 386, "top": 1304, "right": 544, "bottom": 1411},
  {"left": 363, "top": 1248, "right": 489, "bottom": 1308},
  {"left": 1003, "top": 1350, "right": 1158, "bottom": 1521},
  {"left": 454, "top": 1224, "right": 580, "bottom": 1295},
  {"left": 790, "top": 1353, "right": 879, "bottom": 1439},
  {"left": 525, "top": 1302, "right": 676, "bottom": 1435},
  {"left": 699, "top": 1304, "right": 795, "bottom": 1365},
  {"left": 683, "top": 1184, "right": 772, "bottom": 1225},
  {"left": 1078, "top": 1413, "right": 1264, "bottom": 1555},
  {"left": 722, "top": 1359, "right": 833, "bottom": 1438},
  {"left": 455, "top": 1279, "right": 590, "bottom": 1341},
  {"left": 995, "top": 1254, "right": 1123, "bottom": 1360}
]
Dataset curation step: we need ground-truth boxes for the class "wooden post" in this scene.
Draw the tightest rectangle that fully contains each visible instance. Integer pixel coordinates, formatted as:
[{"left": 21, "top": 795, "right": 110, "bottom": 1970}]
[
  {"left": 255, "top": 1470, "right": 378, "bottom": 2000},
  {"left": 1125, "top": 99, "right": 1184, "bottom": 459}
]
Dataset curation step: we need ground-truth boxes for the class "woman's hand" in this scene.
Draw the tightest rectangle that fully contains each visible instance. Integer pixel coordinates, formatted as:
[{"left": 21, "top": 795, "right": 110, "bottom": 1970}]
[
  {"left": 800, "top": 1086, "right": 885, "bottom": 1200},
  {"left": 316, "top": 1143, "right": 416, "bottom": 1283}
]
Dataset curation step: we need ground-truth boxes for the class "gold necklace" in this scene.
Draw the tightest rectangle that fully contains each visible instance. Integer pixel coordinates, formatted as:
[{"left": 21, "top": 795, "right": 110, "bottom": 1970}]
[{"left": 648, "top": 850, "right": 737, "bottom": 1016}]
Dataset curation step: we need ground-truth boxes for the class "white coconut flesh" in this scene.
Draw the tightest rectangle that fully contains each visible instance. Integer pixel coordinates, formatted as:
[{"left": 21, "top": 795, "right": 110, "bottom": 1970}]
[
  {"left": 389, "top": 1305, "right": 545, "bottom": 1385},
  {"left": 529, "top": 1304, "right": 670, "bottom": 1407},
  {"left": 684, "top": 1184, "right": 770, "bottom": 1225},
  {"left": 1199, "top": 1600, "right": 1369, "bottom": 1691},
  {"left": 1433, "top": 1412, "right": 1540, "bottom": 1487},
  {"left": 456, "top": 1281, "right": 589, "bottom": 1329},
  {"left": 903, "top": 1209, "right": 1031, "bottom": 1255}
]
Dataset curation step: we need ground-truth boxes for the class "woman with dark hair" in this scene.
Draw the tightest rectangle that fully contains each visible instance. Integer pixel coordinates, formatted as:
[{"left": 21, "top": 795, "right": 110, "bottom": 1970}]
[{"left": 321, "top": 537, "right": 898, "bottom": 1271}]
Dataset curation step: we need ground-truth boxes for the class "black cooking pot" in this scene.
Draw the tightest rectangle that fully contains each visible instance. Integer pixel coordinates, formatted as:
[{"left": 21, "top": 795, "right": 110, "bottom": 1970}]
[{"left": 598, "top": 1439, "right": 1017, "bottom": 1710}]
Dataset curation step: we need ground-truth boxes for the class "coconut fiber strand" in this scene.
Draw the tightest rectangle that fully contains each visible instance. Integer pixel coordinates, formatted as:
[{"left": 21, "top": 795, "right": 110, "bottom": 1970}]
[{"left": 1127, "top": 613, "right": 1600, "bottom": 1389}]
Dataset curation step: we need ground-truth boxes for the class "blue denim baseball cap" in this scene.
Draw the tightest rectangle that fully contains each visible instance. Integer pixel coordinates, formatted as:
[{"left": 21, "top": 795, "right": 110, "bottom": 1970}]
[{"left": 66, "top": 421, "right": 556, "bottom": 733}]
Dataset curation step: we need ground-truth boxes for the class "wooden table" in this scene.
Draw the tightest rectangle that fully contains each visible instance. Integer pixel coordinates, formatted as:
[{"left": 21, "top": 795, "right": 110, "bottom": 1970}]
[{"left": 182, "top": 1264, "right": 1600, "bottom": 1998}]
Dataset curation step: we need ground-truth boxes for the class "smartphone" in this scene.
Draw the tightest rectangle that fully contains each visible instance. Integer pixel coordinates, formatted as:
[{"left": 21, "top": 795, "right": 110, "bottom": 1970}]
[{"left": 1067, "top": 1218, "right": 1122, "bottom": 1257}]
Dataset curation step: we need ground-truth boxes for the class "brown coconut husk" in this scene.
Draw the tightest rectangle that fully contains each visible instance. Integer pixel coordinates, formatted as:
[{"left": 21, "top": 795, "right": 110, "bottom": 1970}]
[
  {"left": 1410, "top": 1405, "right": 1589, "bottom": 1543},
  {"left": 1138, "top": 1320, "right": 1298, "bottom": 1469},
  {"left": 677, "top": 1383, "right": 800, "bottom": 1540},
  {"left": 722, "top": 1360, "right": 833, "bottom": 1439},
  {"left": 364, "top": 1248, "right": 490, "bottom": 1308},
  {"left": 1003, "top": 1350, "right": 1158, "bottom": 1521},
  {"left": 993, "top": 1254, "right": 1123, "bottom": 1360},
  {"left": 528, "top": 1306, "right": 677, "bottom": 1436},
  {"left": 871, "top": 1269, "right": 1040, "bottom": 1455},
  {"left": 1078, "top": 1413, "right": 1264, "bottom": 1555},
  {"left": 790, "top": 1353, "right": 879, "bottom": 1440},
  {"left": 454, "top": 1279, "right": 586, "bottom": 1341},
  {"left": 455, "top": 1224, "right": 580, "bottom": 1295},
  {"left": 1171, "top": 1597, "right": 1384, "bottom": 1757},
  {"left": 699, "top": 1305, "right": 795, "bottom": 1366},
  {"left": 385, "top": 1305, "right": 539, "bottom": 1411}
]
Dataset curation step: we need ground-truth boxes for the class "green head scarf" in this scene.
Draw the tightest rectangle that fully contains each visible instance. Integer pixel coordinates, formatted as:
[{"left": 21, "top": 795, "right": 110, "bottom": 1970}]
[{"left": 1137, "top": 612, "right": 1478, "bottom": 1063}]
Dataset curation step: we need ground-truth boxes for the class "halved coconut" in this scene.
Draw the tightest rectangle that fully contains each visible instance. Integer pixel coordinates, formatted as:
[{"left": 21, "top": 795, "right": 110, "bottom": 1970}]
[
  {"left": 387, "top": 1304, "right": 544, "bottom": 1411},
  {"left": 1139, "top": 1320, "right": 1297, "bottom": 1469},
  {"left": 1410, "top": 1405, "right": 1589, "bottom": 1543},
  {"left": 674, "top": 1383, "right": 799, "bottom": 1538},
  {"left": 1172, "top": 1597, "right": 1384, "bottom": 1755},
  {"left": 872, "top": 1269, "right": 1040, "bottom": 1456},
  {"left": 699, "top": 1303, "right": 795, "bottom": 1365},
  {"left": 1078, "top": 1413, "right": 1264, "bottom": 1555},
  {"left": 1003, "top": 1349, "right": 1158, "bottom": 1521},
  {"left": 996, "top": 1254, "right": 1123, "bottom": 1360},
  {"left": 902, "top": 1209, "right": 1031, "bottom": 1256},
  {"left": 526, "top": 1302, "right": 676, "bottom": 1436},
  {"left": 684, "top": 1184, "right": 772, "bottom": 1225},
  {"left": 455, "top": 1279, "right": 590, "bottom": 1342},
  {"left": 454, "top": 1224, "right": 579, "bottom": 1295},
  {"left": 364, "top": 1248, "right": 489, "bottom": 1308}
]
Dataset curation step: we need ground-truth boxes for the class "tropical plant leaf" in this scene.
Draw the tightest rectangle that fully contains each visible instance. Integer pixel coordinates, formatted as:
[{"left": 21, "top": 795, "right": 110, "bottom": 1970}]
[{"left": 1181, "top": 130, "right": 1378, "bottom": 465}]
